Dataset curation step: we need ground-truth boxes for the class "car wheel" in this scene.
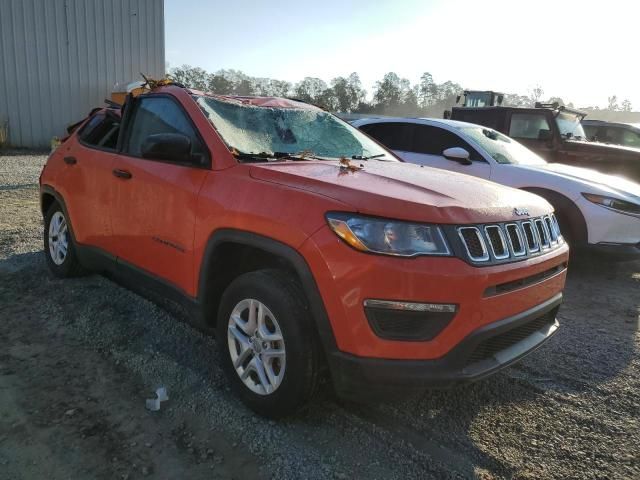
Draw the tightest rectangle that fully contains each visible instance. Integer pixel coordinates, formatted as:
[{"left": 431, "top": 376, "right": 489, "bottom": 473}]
[
  {"left": 217, "top": 269, "right": 320, "bottom": 418},
  {"left": 554, "top": 209, "right": 576, "bottom": 247},
  {"left": 44, "top": 202, "right": 85, "bottom": 277}
]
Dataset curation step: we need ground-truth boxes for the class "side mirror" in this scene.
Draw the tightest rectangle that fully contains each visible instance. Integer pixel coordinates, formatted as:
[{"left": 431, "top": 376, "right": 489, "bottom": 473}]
[
  {"left": 141, "top": 133, "right": 192, "bottom": 163},
  {"left": 443, "top": 147, "right": 472, "bottom": 165},
  {"left": 538, "top": 129, "right": 553, "bottom": 141}
]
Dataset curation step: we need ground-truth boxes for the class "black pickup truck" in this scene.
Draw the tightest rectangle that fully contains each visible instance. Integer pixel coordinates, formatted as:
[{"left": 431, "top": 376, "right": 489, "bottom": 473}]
[{"left": 448, "top": 101, "right": 640, "bottom": 183}]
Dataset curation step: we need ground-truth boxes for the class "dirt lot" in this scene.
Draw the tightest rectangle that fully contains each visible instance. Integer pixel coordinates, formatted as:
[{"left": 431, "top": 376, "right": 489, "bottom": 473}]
[{"left": 1, "top": 152, "right": 639, "bottom": 480}]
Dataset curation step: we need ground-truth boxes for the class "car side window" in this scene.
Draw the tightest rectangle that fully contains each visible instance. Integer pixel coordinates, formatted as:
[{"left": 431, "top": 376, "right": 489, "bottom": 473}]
[
  {"left": 411, "top": 125, "right": 484, "bottom": 161},
  {"left": 78, "top": 111, "right": 120, "bottom": 150},
  {"left": 621, "top": 128, "right": 640, "bottom": 148},
  {"left": 124, "top": 96, "right": 205, "bottom": 160},
  {"left": 600, "top": 127, "right": 624, "bottom": 144},
  {"left": 360, "top": 122, "right": 415, "bottom": 151},
  {"left": 509, "top": 113, "right": 551, "bottom": 140},
  {"left": 582, "top": 124, "right": 598, "bottom": 141}
]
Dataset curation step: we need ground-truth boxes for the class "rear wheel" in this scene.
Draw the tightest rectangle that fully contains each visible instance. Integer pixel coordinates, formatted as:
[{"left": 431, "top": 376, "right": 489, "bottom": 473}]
[
  {"left": 44, "top": 203, "right": 85, "bottom": 277},
  {"left": 217, "top": 269, "right": 320, "bottom": 418}
]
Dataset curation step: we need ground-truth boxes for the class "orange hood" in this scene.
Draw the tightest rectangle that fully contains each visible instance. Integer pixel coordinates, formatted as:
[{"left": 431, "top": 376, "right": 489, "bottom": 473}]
[{"left": 250, "top": 160, "right": 551, "bottom": 224}]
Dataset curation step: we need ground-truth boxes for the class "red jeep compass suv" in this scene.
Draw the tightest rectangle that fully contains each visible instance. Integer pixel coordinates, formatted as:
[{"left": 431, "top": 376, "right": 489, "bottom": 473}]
[{"left": 40, "top": 85, "right": 569, "bottom": 417}]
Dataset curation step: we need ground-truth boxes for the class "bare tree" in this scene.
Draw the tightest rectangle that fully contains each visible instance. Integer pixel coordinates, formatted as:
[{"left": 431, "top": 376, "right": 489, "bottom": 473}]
[{"left": 528, "top": 85, "right": 544, "bottom": 106}]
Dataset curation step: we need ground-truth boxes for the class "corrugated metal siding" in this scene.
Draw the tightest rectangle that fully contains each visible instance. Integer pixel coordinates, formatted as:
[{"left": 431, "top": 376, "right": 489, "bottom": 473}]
[{"left": 0, "top": 0, "right": 164, "bottom": 148}]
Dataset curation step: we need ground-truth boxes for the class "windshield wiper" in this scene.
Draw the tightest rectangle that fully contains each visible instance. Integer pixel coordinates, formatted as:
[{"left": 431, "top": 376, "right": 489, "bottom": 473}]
[
  {"left": 352, "top": 153, "right": 388, "bottom": 161},
  {"left": 272, "top": 151, "right": 332, "bottom": 161},
  {"left": 231, "top": 150, "right": 277, "bottom": 162},
  {"left": 231, "top": 148, "right": 332, "bottom": 163}
]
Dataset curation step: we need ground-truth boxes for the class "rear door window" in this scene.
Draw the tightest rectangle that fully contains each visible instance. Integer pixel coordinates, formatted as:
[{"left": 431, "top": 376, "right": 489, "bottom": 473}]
[
  {"left": 621, "top": 128, "right": 640, "bottom": 148},
  {"left": 79, "top": 111, "right": 120, "bottom": 150},
  {"left": 599, "top": 127, "right": 624, "bottom": 144},
  {"left": 359, "top": 122, "right": 415, "bottom": 151},
  {"left": 509, "top": 113, "right": 551, "bottom": 139}
]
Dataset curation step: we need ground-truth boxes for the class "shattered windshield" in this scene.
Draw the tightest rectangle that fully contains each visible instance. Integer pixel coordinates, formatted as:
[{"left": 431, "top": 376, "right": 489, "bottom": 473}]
[
  {"left": 195, "top": 95, "right": 396, "bottom": 161},
  {"left": 556, "top": 112, "right": 587, "bottom": 140},
  {"left": 462, "top": 127, "right": 547, "bottom": 165}
]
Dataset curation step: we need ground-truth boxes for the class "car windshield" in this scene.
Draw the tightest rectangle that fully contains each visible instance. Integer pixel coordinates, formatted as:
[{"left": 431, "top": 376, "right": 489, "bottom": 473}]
[
  {"left": 194, "top": 95, "right": 396, "bottom": 161},
  {"left": 461, "top": 126, "right": 547, "bottom": 165},
  {"left": 555, "top": 112, "right": 587, "bottom": 140}
]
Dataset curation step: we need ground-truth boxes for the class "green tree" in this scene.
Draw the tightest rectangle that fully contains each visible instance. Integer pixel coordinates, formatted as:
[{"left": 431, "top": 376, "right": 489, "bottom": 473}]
[
  {"left": 294, "top": 77, "right": 329, "bottom": 103},
  {"left": 621, "top": 99, "right": 632, "bottom": 112},
  {"left": 329, "top": 73, "right": 366, "bottom": 112},
  {"left": 207, "top": 74, "right": 233, "bottom": 94},
  {"left": 606, "top": 95, "right": 619, "bottom": 111},
  {"left": 373, "top": 72, "right": 405, "bottom": 112},
  {"left": 418, "top": 72, "right": 436, "bottom": 107},
  {"left": 169, "top": 65, "right": 208, "bottom": 90},
  {"left": 232, "top": 79, "right": 253, "bottom": 96}
]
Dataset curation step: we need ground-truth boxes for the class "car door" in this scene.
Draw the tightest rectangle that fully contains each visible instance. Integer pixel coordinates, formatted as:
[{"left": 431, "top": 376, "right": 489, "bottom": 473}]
[
  {"left": 57, "top": 111, "right": 120, "bottom": 253},
  {"left": 400, "top": 124, "right": 492, "bottom": 179},
  {"left": 110, "top": 94, "right": 211, "bottom": 294}
]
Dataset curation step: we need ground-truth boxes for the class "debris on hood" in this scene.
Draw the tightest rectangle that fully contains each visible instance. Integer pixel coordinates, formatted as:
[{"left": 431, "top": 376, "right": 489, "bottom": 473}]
[
  {"left": 145, "top": 386, "right": 169, "bottom": 411},
  {"left": 339, "top": 157, "right": 363, "bottom": 172}
]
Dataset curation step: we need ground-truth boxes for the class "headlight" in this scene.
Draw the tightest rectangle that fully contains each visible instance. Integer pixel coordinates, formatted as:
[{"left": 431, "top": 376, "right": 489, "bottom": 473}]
[
  {"left": 326, "top": 212, "right": 450, "bottom": 257},
  {"left": 582, "top": 193, "right": 640, "bottom": 216}
]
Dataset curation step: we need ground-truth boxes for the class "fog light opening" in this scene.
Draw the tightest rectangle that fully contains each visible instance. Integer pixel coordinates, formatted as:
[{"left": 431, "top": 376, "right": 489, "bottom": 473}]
[{"left": 363, "top": 299, "right": 457, "bottom": 313}]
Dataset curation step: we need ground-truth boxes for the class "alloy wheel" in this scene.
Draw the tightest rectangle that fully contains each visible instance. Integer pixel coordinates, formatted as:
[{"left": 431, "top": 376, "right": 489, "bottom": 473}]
[
  {"left": 227, "top": 298, "right": 286, "bottom": 395},
  {"left": 48, "top": 211, "right": 69, "bottom": 266}
]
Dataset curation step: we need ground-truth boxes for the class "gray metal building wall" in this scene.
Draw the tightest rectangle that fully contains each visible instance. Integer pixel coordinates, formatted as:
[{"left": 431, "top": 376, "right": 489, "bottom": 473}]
[{"left": 0, "top": 0, "right": 164, "bottom": 148}]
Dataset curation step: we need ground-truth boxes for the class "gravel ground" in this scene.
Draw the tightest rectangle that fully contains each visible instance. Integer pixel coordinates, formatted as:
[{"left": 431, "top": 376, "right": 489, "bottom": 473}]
[{"left": 1, "top": 151, "right": 639, "bottom": 479}]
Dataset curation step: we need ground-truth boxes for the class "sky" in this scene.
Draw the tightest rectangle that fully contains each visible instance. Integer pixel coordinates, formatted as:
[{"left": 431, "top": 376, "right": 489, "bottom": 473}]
[{"left": 165, "top": 0, "right": 639, "bottom": 109}]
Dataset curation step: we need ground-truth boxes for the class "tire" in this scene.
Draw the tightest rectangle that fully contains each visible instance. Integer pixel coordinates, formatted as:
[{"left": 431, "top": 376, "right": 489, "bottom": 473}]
[
  {"left": 43, "top": 202, "right": 85, "bottom": 277},
  {"left": 217, "top": 269, "right": 320, "bottom": 418},
  {"left": 554, "top": 208, "right": 576, "bottom": 247},
  {"left": 521, "top": 188, "right": 587, "bottom": 249}
]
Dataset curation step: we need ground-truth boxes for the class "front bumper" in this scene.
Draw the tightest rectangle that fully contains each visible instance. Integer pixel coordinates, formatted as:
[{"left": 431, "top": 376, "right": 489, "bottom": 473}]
[
  {"left": 329, "top": 293, "right": 562, "bottom": 400},
  {"left": 301, "top": 225, "right": 568, "bottom": 360},
  {"left": 577, "top": 196, "right": 640, "bottom": 251}
]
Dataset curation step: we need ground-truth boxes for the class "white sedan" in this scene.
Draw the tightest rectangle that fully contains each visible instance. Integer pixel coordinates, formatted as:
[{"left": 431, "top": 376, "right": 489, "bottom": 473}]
[{"left": 352, "top": 117, "right": 640, "bottom": 260}]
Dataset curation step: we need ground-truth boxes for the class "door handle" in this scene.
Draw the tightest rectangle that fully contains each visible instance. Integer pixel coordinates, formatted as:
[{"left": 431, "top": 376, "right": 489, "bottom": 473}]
[
  {"left": 63, "top": 156, "right": 77, "bottom": 165},
  {"left": 112, "top": 169, "right": 132, "bottom": 179}
]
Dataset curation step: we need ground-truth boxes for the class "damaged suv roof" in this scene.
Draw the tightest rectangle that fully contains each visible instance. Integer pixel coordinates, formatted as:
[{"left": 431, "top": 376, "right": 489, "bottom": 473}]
[{"left": 188, "top": 90, "right": 319, "bottom": 110}]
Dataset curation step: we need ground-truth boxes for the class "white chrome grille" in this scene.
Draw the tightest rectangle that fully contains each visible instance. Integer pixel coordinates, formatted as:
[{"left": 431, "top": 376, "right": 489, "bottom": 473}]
[
  {"left": 457, "top": 227, "right": 490, "bottom": 261},
  {"left": 457, "top": 214, "right": 564, "bottom": 263}
]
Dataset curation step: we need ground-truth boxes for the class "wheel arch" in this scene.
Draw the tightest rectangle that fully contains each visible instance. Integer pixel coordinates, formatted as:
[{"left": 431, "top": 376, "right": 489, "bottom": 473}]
[
  {"left": 521, "top": 186, "right": 588, "bottom": 245},
  {"left": 40, "top": 185, "right": 80, "bottom": 242},
  {"left": 196, "top": 229, "right": 337, "bottom": 354}
]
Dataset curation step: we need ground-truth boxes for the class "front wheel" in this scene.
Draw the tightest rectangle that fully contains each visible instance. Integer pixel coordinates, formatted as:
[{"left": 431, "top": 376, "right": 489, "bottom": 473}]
[
  {"left": 43, "top": 203, "right": 85, "bottom": 277},
  {"left": 217, "top": 269, "right": 320, "bottom": 418}
]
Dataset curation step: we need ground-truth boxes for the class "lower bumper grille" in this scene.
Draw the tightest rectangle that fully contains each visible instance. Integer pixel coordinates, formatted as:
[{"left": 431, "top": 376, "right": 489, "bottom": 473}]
[{"left": 465, "top": 308, "right": 558, "bottom": 366}]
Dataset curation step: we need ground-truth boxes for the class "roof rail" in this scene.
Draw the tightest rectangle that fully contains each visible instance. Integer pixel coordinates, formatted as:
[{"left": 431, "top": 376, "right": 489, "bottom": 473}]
[
  {"left": 534, "top": 102, "right": 560, "bottom": 109},
  {"left": 534, "top": 102, "right": 587, "bottom": 117}
]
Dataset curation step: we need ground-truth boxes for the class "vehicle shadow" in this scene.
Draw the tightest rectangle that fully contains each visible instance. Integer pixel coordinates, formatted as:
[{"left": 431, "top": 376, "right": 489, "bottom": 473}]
[
  {"left": 2, "top": 252, "right": 638, "bottom": 479},
  {"left": 526, "top": 258, "right": 640, "bottom": 392}
]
